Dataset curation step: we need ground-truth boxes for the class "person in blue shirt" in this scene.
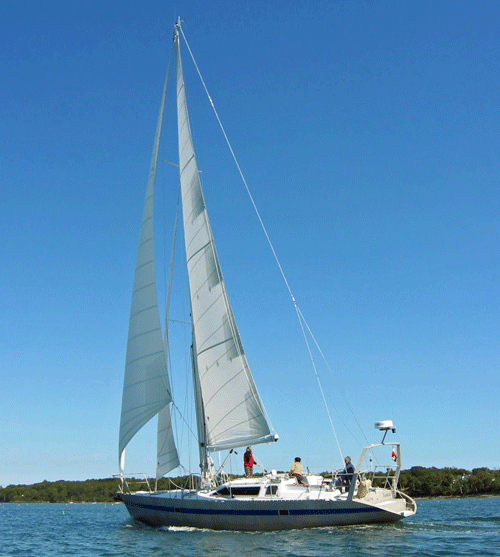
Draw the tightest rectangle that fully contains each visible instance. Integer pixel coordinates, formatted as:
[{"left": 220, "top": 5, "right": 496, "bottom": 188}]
[{"left": 333, "top": 456, "right": 355, "bottom": 488}]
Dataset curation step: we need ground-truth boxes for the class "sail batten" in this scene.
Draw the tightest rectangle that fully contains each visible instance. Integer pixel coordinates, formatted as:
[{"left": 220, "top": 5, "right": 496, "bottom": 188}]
[{"left": 197, "top": 337, "right": 237, "bottom": 358}]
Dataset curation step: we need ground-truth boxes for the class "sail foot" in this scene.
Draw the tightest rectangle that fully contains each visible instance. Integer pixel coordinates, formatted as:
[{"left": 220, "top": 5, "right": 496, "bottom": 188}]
[{"left": 207, "top": 433, "right": 279, "bottom": 453}]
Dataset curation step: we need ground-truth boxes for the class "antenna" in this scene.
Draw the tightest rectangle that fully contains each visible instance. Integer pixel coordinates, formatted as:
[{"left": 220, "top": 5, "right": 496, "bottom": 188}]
[{"left": 374, "top": 420, "right": 396, "bottom": 444}]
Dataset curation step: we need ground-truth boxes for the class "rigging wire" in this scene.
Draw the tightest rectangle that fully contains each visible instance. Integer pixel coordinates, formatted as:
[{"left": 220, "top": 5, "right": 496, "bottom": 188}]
[
  {"left": 179, "top": 26, "right": 369, "bottom": 462},
  {"left": 296, "top": 305, "right": 370, "bottom": 447},
  {"left": 179, "top": 27, "right": 296, "bottom": 305}
]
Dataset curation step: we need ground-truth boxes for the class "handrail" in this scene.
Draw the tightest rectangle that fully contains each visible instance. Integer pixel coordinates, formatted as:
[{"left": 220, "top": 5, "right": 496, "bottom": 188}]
[{"left": 113, "top": 473, "right": 152, "bottom": 494}]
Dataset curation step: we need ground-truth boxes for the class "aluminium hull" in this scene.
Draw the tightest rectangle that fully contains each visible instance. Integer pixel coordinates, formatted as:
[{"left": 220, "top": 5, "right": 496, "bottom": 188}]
[{"left": 121, "top": 492, "right": 411, "bottom": 531}]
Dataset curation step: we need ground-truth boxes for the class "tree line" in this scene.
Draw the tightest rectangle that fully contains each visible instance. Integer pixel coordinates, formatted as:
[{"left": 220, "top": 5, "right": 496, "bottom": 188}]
[
  {"left": 1, "top": 467, "right": 498, "bottom": 503},
  {"left": 399, "top": 466, "right": 499, "bottom": 498},
  {"left": 0, "top": 477, "right": 185, "bottom": 503}
]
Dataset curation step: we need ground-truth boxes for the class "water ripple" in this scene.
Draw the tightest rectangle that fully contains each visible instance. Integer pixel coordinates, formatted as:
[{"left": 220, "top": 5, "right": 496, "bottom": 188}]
[{"left": 1, "top": 498, "right": 499, "bottom": 556}]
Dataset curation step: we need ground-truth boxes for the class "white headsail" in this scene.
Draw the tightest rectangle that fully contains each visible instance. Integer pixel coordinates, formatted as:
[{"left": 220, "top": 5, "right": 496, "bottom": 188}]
[
  {"left": 156, "top": 405, "right": 180, "bottom": 478},
  {"left": 174, "top": 24, "right": 276, "bottom": 454},
  {"left": 119, "top": 72, "right": 179, "bottom": 475}
]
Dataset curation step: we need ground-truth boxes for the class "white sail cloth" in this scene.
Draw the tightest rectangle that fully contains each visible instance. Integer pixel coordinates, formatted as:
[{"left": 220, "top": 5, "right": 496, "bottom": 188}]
[
  {"left": 118, "top": 26, "right": 275, "bottom": 481},
  {"left": 174, "top": 29, "right": 276, "bottom": 453},
  {"left": 119, "top": 73, "right": 179, "bottom": 475}
]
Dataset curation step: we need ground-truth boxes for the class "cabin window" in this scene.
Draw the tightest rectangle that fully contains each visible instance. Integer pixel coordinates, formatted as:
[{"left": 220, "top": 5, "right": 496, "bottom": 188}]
[
  {"left": 266, "top": 485, "right": 278, "bottom": 495},
  {"left": 278, "top": 510, "right": 289, "bottom": 516},
  {"left": 216, "top": 486, "right": 261, "bottom": 496}
]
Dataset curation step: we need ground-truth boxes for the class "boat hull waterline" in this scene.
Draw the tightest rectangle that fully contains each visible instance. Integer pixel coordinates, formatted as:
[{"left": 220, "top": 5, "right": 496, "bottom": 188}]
[{"left": 121, "top": 492, "right": 412, "bottom": 531}]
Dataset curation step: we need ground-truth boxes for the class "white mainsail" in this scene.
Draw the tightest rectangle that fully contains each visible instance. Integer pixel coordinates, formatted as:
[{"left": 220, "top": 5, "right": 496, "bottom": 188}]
[
  {"left": 119, "top": 72, "right": 179, "bottom": 475},
  {"left": 174, "top": 25, "right": 276, "bottom": 453}
]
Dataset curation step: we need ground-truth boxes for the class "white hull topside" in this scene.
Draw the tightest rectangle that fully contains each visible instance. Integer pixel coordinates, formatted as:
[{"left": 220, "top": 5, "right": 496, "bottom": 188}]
[{"left": 119, "top": 476, "right": 416, "bottom": 531}]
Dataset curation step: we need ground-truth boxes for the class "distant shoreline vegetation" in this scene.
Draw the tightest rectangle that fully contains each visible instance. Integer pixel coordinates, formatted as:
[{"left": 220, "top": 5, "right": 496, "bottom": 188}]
[{"left": 1, "top": 467, "right": 498, "bottom": 503}]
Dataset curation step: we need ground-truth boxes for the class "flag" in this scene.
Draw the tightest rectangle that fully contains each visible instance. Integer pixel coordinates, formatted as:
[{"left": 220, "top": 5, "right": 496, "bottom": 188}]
[{"left": 391, "top": 447, "right": 397, "bottom": 462}]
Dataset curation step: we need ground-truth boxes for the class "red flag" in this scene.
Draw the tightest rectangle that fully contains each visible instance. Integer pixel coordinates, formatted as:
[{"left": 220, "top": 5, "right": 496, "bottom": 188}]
[{"left": 391, "top": 447, "right": 397, "bottom": 462}]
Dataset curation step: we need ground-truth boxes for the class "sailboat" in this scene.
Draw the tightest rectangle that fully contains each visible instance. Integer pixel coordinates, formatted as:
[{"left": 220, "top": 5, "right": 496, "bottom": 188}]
[{"left": 115, "top": 19, "right": 417, "bottom": 530}]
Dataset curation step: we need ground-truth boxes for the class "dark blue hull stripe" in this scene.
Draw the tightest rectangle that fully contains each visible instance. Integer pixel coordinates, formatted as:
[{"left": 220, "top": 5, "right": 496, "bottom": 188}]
[{"left": 126, "top": 501, "right": 384, "bottom": 517}]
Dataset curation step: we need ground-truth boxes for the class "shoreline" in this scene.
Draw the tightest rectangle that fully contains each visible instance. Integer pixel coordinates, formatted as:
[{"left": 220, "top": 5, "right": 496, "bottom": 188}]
[{"left": 416, "top": 493, "right": 500, "bottom": 501}]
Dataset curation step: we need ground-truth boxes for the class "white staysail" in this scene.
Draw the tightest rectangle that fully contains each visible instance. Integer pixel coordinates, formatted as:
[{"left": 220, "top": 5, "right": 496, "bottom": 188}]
[
  {"left": 156, "top": 405, "right": 179, "bottom": 478},
  {"left": 119, "top": 72, "right": 179, "bottom": 474},
  {"left": 174, "top": 25, "right": 276, "bottom": 453}
]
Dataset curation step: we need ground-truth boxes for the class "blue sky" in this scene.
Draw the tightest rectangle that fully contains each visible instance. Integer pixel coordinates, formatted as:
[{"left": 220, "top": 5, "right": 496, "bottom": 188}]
[{"left": 1, "top": 0, "right": 498, "bottom": 486}]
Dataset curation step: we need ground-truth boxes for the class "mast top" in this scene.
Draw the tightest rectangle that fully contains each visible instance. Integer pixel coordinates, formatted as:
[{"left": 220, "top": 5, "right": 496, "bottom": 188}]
[{"left": 173, "top": 17, "right": 183, "bottom": 42}]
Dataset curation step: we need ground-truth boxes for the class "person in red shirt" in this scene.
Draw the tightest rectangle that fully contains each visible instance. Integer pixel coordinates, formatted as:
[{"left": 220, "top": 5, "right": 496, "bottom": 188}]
[{"left": 243, "top": 446, "right": 258, "bottom": 477}]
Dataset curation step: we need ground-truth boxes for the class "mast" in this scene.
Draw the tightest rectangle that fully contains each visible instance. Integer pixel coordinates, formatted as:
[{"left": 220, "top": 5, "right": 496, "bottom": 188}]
[{"left": 191, "top": 338, "right": 211, "bottom": 486}]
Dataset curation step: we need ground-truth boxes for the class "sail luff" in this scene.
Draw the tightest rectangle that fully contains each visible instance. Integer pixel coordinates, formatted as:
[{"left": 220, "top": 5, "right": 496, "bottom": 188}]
[
  {"left": 119, "top": 69, "right": 179, "bottom": 474},
  {"left": 174, "top": 23, "right": 276, "bottom": 455}
]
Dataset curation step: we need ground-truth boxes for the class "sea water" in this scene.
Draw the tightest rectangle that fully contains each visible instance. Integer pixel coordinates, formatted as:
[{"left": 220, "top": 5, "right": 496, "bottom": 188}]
[{"left": 1, "top": 497, "right": 499, "bottom": 556}]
